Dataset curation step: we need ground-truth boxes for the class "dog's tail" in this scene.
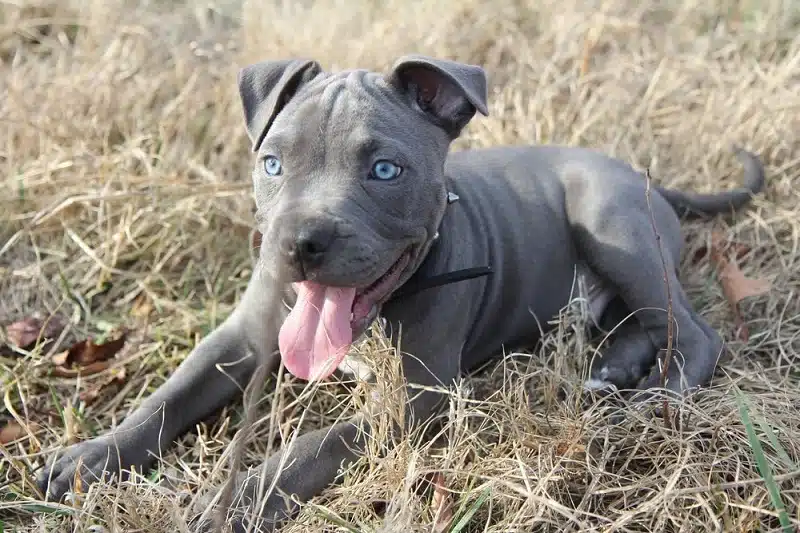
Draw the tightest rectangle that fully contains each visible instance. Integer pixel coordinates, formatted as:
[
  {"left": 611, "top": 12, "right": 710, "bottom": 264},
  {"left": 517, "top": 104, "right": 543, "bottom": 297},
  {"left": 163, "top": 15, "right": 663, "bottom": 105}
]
[{"left": 656, "top": 146, "right": 766, "bottom": 219}]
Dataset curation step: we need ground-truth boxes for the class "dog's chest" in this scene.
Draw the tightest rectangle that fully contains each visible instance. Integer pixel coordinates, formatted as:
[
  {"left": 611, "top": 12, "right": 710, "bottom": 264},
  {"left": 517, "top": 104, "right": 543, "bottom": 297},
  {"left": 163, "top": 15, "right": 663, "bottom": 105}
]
[{"left": 334, "top": 263, "right": 615, "bottom": 383}]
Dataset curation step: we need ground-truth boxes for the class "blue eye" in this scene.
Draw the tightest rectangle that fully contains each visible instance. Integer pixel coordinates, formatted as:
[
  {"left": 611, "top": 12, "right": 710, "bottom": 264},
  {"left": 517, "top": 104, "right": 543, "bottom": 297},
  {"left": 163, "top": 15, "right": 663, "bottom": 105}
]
[
  {"left": 370, "top": 160, "right": 402, "bottom": 181},
  {"left": 263, "top": 156, "right": 282, "bottom": 176}
]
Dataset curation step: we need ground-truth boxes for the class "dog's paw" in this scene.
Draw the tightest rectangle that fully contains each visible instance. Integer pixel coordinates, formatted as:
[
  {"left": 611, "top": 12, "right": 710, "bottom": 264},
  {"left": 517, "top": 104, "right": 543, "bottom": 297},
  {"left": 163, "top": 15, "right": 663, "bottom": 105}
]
[
  {"left": 191, "top": 512, "right": 282, "bottom": 533},
  {"left": 586, "top": 362, "right": 642, "bottom": 392},
  {"left": 189, "top": 515, "right": 247, "bottom": 533},
  {"left": 37, "top": 436, "right": 137, "bottom": 502},
  {"left": 190, "top": 473, "right": 294, "bottom": 533},
  {"left": 583, "top": 376, "right": 615, "bottom": 392}
]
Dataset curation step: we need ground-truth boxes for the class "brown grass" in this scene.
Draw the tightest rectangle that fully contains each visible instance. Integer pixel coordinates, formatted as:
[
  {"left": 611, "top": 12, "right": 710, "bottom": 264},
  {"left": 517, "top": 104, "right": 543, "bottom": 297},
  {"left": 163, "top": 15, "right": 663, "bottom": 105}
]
[{"left": 1, "top": 0, "right": 800, "bottom": 531}]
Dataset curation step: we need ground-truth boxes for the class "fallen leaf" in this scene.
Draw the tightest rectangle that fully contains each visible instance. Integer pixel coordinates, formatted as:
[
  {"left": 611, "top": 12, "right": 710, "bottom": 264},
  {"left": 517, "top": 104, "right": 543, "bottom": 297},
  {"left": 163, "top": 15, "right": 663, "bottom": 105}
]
[
  {"left": 708, "top": 232, "right": 771, "bottom": 341},
  {"left": 130, "top": 293, "right": 153, "bottom": 319},
  {"left": 76, "top": 387, "right": 99, "bottom": 405},
  {"left": 691, "top": 235, "right": 751, "bottom": 264},
  {"left": 64, "top": 331, "right": 126, "bottom": 366},
  {"left": 51, "top": 359, "right": 113, "bottom": 378},
  {"left": 0, "top": 421, "right": 25, "bottom": 444},
  {"left": 79, "top": 367, "right": 128, "bottom": 406},
  {"left": 431, "top": 472, "right": 454, "bottom": 533},
  {"left": 719, "top": 262, "right": 772, "bottom": 303},
  {"left": 72, "top": 456, "right": 84, "bottom": 497},
  {"left": 5, "top": 314, "right": 65, "bottom": 350},
  {"left": 251, "top": 229, "right": 263, "bottom": 251},
  {"left": 51, "top": 330, "right": 127, "bottom": 377},
  {"left": 51, "top": 351, "right": 68, "bottom": 366},
  {"left": 0, "top": 420, "right": 38, "bottom": 445},
  {"left": 555, "top": 440, "right": 587, "bottom": 460}
]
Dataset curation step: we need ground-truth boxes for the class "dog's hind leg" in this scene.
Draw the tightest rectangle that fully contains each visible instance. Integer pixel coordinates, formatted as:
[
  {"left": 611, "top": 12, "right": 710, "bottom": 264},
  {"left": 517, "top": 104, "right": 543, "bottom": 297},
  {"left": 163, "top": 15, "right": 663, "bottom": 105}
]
[
  {"left": 563, "top": 168, "right": 723, "bottom": 396},
  {"left": 586, "top": 321, "right": 657, "bottom": 391}
]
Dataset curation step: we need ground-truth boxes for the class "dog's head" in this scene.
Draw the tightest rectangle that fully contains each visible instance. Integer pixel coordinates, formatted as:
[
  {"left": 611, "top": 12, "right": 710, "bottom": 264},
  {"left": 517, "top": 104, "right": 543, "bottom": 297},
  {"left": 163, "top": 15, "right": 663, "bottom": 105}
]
[{"left": 237, "top": 55, "right": 488, "bottom": 381}]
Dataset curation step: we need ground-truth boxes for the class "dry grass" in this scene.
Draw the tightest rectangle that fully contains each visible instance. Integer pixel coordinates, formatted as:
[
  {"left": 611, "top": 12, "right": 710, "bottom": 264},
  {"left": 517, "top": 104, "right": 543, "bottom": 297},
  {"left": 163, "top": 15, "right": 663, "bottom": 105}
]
[{"left": 1, "top": 0, "right": 800, "bottom": 531}]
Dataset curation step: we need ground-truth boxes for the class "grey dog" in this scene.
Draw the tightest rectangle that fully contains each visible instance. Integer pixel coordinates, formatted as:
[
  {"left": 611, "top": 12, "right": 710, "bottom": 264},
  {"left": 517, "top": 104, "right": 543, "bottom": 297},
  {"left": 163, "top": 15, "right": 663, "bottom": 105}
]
[{"left": 38, "top": 55, "right": 765, "bottom": 531}]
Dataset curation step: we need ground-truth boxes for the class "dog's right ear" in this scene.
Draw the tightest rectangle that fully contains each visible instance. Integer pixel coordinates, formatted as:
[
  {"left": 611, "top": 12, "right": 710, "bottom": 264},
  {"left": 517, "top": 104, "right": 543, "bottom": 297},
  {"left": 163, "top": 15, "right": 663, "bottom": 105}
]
[{"left": 237, "top": 59, "right": 322, "bottom": 152}]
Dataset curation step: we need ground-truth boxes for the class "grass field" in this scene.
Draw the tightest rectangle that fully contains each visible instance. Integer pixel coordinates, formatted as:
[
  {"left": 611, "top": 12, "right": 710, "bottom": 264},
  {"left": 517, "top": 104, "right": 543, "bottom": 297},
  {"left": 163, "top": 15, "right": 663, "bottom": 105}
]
[{"left": 2, "top": 0, "right": 800, "bottom": 531}]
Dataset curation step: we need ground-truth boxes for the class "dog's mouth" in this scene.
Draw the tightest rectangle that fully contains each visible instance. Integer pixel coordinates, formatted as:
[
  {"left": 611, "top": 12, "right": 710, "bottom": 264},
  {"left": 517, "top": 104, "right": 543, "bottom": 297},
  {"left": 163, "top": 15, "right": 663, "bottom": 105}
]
[
  {"left": 277, "top": 250, "right": 412, "bottom": 383},
  {"left": 351, "top": 251, "right": 411, "bottom": 332}
]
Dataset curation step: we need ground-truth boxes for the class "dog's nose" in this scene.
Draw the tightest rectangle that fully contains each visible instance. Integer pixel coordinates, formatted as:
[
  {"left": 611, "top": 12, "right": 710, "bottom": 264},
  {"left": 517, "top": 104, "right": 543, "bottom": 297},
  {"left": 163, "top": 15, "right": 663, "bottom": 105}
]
[{"left": 282, "top": 225, "right": 334, "bottom": 270}]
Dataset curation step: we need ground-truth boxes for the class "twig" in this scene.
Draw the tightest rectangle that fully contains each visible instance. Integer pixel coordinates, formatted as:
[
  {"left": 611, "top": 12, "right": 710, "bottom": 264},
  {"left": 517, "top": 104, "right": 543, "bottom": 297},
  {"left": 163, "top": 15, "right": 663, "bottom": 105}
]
[{"left": 644, "top": 167, "right": 675, "bottom": 428}]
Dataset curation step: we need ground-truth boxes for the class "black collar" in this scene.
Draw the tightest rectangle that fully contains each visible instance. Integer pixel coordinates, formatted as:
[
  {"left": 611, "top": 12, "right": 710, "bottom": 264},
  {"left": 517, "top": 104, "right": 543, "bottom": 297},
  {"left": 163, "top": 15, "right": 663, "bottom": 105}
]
[
  {"left": 393, "top": 265, "right": 493, "bottom": 299},
  {"left": 392, "top": 190, "right": 493, "bottom": 300}
]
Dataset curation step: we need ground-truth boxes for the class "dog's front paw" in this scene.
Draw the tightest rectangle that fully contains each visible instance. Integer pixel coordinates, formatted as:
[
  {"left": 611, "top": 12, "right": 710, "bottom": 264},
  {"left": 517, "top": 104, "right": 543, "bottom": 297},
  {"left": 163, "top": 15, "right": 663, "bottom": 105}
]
[
  {"left": 191, "top": 472, "right": 299, "bottom": 533},
  {"left": 37, "top": 436, "right": 143, "bottom": 502},
  {"left": 190, "top": 515, "right": 245, "bottom": 533},
  {"left": 191, "top": 511, "right": 285, "bottom": 533}
]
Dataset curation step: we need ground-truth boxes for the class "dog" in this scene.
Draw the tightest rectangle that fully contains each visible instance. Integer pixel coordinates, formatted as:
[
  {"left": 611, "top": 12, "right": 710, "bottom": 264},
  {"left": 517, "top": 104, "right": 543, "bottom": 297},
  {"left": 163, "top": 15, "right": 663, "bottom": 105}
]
[{"left": 38, "top": 55, "right": 765, "bottom": 531}]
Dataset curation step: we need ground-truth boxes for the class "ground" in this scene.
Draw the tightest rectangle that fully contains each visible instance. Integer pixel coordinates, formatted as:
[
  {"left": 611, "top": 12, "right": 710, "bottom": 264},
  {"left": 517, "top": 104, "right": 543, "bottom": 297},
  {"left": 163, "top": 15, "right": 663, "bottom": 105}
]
[{"left": 1, "top": 0, "right": 799, "bottom": 531}]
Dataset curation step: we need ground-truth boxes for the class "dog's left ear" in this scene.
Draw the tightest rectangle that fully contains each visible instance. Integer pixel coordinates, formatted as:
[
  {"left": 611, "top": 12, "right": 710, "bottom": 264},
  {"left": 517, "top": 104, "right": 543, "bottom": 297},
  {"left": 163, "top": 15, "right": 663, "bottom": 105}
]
[
  {"left": 237, "top": 59, "right": 323, "bottom": 151},
  {"left": 386, "top": 55, "right": 489, "bottom": 137}
]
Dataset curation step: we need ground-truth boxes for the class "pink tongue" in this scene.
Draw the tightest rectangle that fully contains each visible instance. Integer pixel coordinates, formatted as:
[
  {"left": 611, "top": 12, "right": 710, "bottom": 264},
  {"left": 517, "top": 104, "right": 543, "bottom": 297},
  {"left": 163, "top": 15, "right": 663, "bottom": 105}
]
[{"left": 278, "top": 281, "right": 356, "bottom": 381}]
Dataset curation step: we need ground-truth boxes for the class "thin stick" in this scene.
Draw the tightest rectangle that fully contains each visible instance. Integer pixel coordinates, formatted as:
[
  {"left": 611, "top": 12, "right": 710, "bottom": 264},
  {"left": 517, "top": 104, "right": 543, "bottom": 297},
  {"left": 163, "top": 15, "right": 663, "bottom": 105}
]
[{"left": 644, "top": 167, "right": 675, "bottom": 428}]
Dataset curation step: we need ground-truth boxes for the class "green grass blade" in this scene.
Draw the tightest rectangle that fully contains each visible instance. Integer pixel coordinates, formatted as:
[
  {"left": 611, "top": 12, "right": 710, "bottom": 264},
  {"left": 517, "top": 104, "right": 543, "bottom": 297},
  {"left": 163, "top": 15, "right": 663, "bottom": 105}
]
[
  {"left": 310, "top": 505, "right": 361, "bottom": 533},
  {"left": 449, "top": 476, "right": 478, "bottom": 527},
  {"left": 18, "top": 503, "right": 72, "bottom": 516},
  {"left": 735, "top": 389, "right": 793, "bottom": 532},
  {"left": 755, "top": 416, "right": 797, "bottom": 472},
  {"left": 450, "top": 484, "right": 492, "bottom": 533}
]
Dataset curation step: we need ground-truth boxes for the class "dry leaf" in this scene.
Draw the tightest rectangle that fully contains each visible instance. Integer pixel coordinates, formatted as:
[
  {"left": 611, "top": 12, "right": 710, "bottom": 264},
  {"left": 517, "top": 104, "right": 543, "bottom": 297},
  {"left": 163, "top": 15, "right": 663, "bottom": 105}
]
[
  {"left": 5, "top": 314, "right": 65, "bottom": 350},
  {"left": 79, "top": 367, "right": 128, "bottom": 406},
  {"left": 692, "top": 236, "right": 751, "bottom": 264},
  {"left": 555, "top": 440, "right": 587, "bottom": 460},
  {"left": 72, "top": 455, "right": 84, "bottom": 497},
  {"left": 708, "top": 232, "right": 771, "bottom": 341},
  {"left": 130, "top": 293, "right": 153, "bottom": 318},
  {"left": 64, "top": 331, "right": 126, "bottom": 366},
  {"left": 51, "top": 331, "right": 127, "bottom": 377},
  {"left": 0, "top": 421, "right": 26, "bottom": 444},
  {"left": 251, "top": 229, "right": 263, "bottom": 252},
  {"left": 0, "top": 420, "right": 39, "bottom": 445},
  {"left": 51, "top": 359, "right": 113, "bottom": 378},
  {"left": 719, "top": 262, "right": 772, "bottom": 303},
  {"left": 431, "top": 472, "right": 454, "bottom": 533}
]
